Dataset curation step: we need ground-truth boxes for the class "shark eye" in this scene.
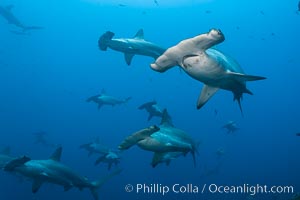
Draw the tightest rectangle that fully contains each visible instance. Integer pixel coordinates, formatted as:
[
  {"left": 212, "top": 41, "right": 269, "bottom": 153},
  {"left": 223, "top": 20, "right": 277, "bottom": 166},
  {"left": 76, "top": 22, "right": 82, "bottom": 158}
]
[{"left": 216, "top": 29, "right": 223, "bottom": 35}]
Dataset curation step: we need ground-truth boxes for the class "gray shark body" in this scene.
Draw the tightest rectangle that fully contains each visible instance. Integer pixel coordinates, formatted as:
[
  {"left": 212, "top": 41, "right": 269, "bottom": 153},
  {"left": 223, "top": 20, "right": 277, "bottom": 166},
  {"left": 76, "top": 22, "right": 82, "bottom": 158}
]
[
  {"left": 151, "top": 151, "right": 185, "bottom": 168},
  {"left": 138, "top": 101, "right": 164, "bottom": 121},
  {"left": 86, "top": 90, "right": 131, "bottom": 110},
  {"left": 98, "top": 29, "right": 166, "bottom": 65},
  {"left": 119, "top": 109, "right": 197, "bottom": 167},
  {"left": 94, "top": 151, "right": 121, "bottom": 170},
  {"left": 4, "top": 147, "right": 121, "bottom": 200},
  {"left": 151, "top": 29, "right": 266, "bottom": 114},
  {"left": 222, "top": 121, "right": 239, "bottom": 134},
  {"left": 80, "top": 138, "right": 110, "bottom": 156},
  {"left": 0, "top": 5, "right": 43, "bottom": 31}
]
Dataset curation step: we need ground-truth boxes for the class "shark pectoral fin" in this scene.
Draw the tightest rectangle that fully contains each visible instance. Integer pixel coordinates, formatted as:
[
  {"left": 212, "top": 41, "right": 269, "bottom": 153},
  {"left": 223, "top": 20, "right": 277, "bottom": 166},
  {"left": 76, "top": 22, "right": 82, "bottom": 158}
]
[
  {"left": 94, "top": 155, "right": 106, "bottom": 165},
  {"left": 32, "top": 180, "right": 43, "bottom": 193},
  {"left": 124, "top": 53, "right": 135, "bottom": 65},
  {"left": 64, "top": 185, "right": 72, "bottom": 191},
  {"left": 49, "top": 146, "right": 62, "bottom": 162},
  {"left": 226, "top": 72, "right": 266, "bottom": 82},
  {"left": 41, "top": 172, "right": 49, "bottom": 177},
  {"left": 151, "top": 152, "right": 164, "bottom": 168},
  {"left": 97, "top": 103, "right": 103, "bottom": 110},
  {"left": 108, "top": 163, "right": 112, "bottom": 170},
  {"left": 197, "top": 85, "right": 219, "bottom": 109},
  {"left": 147, "top": 114, "right": 153, "bottom": 121},
  {"left": 133, "top": 29, "right": 144, "bottom": 40}
]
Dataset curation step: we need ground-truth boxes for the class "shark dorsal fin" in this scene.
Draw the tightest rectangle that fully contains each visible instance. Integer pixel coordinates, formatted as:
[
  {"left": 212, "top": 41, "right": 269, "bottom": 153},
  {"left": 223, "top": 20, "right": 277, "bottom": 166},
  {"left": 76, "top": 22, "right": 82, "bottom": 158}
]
[
  {"left": 134, "top": 29, "right": 144, "bottom": 40},
  {"left": 50, "top": 147, "right": 62, "bottom": 162},
  {"left": 160, "top": 109, "right": 174, "bottom": 127},
  {"left": 124, "top": 53, "right": 135, "bottom": 65},
  {"left": 32, "top": 180, "right": 43, "bottom": 193}
]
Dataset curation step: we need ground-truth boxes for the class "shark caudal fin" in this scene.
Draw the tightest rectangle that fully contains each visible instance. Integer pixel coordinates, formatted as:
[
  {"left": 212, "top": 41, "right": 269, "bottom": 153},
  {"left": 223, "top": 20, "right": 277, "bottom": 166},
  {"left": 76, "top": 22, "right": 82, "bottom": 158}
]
[
  {"left": 226, "top": 72, "right": 266, "bottom": 82},
  {"left": 98, "top": 31, "right": 114, "bottom": 51},
  {"left": 227, "top": 72, "right": 266, "bottom": 116},
  {"left": 90, "top": 169, "right": 122, "bottom": 200}
]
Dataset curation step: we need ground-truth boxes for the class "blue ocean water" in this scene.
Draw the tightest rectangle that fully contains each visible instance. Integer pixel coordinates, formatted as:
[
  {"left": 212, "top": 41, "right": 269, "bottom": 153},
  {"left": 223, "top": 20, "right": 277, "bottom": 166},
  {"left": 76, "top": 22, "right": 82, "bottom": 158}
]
[{"left": 0, "top": 0, "right": 299, "bottom": 199}]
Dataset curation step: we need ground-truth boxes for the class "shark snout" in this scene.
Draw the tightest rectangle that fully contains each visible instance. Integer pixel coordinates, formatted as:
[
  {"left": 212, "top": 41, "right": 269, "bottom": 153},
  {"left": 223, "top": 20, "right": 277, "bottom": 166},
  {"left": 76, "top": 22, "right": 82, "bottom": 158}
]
[
  {"left": 150, "top": 63, "right": 168, "bottom": 73},
  {"left": 209, "top": 28, "right": 225, "bottom": 41}
]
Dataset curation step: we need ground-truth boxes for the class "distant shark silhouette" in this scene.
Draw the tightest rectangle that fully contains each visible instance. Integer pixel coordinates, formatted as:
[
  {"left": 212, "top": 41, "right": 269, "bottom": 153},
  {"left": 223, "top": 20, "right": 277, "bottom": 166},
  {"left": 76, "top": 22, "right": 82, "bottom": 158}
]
[
  {"left": 138, "top": 100, "right": 164, "bottom": 121},
  {"left": 4, "top": 147, "right": 121, "bottom": 200},
  {"left": 98, "top": 29, "right": 166, "bottom": 65},
  {"left": 0, "top": 5, "right": 43, "bottom": 32},
  {"left": 222, "top": 121, "right": 239, "bottom": 134},
  {"left": 86, "top": 90, "right": 131, "bottom": 110}
]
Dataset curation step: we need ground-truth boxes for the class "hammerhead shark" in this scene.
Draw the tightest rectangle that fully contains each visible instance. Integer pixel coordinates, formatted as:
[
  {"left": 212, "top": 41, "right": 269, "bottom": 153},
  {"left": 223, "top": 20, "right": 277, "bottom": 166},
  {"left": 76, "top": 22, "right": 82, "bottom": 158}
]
[
  {"left": 151, "top": 29, "right": 266, "bottom": 115},
  {"left": 0, "top": 5, "right": 43, "bottom": 32},
  {"left": 4, "top": 147, "right": 121, "bottom": 200},
  {"left": 98, "top": 29, "right": 166, "bottom": 65}
]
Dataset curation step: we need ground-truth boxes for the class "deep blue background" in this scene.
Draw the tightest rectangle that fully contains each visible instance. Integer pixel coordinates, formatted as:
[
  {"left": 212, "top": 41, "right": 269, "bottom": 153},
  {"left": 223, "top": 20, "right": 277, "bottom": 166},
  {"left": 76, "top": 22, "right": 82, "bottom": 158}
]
[{"left": 0, "top": 0, "right": 299, "bottom": 199}]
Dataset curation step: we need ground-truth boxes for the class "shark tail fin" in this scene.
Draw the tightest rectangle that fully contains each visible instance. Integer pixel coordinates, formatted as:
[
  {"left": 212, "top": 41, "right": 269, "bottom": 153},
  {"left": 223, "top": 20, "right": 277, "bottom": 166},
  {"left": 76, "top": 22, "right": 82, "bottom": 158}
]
[
  {"left": 94, "top": 155, "right": 106, "bottom": 165},
  {"left": 226, "top": 72, "right": 266, "bottom": 82},
  {"left": 98, "top": 31, "right": 114, "bottom": 51},
  {"left": 90, "top": 169, "right": 122, "bottom": 200}
]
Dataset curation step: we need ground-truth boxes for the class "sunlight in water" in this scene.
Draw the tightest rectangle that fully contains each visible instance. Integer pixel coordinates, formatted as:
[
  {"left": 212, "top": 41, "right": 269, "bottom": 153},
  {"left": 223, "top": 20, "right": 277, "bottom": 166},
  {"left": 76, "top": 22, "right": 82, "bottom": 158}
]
[{"left": 82, "top": 0, "right": 212, "bottom": 7}]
